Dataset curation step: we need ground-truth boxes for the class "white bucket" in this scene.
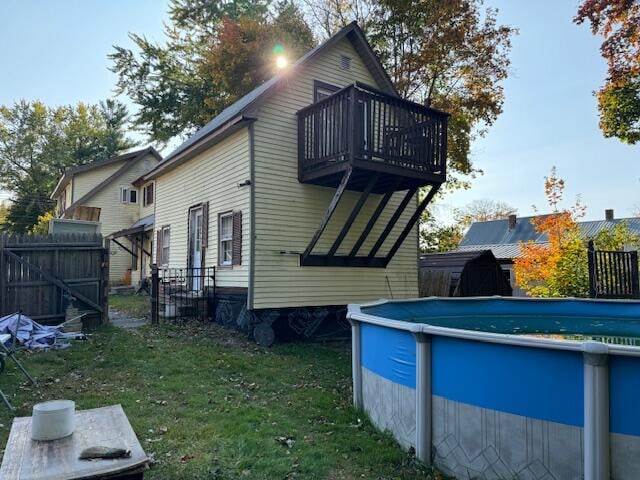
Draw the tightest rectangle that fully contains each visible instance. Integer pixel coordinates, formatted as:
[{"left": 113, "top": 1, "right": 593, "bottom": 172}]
[{"left": 31, "top": 400, "right": 75, "bottom": 441}]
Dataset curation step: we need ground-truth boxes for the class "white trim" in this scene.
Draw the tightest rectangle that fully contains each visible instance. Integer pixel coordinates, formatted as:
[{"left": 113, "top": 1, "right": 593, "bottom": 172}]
[{"left": 218, "top": 212, "right": 233, "bottom": 266}]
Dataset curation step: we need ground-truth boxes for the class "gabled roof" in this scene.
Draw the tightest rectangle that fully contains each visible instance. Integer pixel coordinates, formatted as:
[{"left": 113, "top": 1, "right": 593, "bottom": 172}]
[
  {"left": 459, "top": 216, "right": 548, "bottom": 246},
  {"left": 59, "top": 148, "right": 160, "bottom": 218},
  {"left": 145, "top": 21, "right": 397, "bottom": 180},
  {"left": 458, "top": 215, "right": 640, "bottom": 260},
  {"left": 51, "top": 147, "right": 161, "bottom": 199}
]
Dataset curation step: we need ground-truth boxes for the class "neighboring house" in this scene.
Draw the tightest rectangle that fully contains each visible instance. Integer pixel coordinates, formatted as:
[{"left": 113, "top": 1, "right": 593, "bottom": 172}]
[
  {"left": 143, "top": 22, "right": 448, "bottom": 334},
  {"left": 50, "top": 147, "right": 162, "bottom": 285},
  {"left": 457, "top": 209, "right": 640, "bottom": 296}
]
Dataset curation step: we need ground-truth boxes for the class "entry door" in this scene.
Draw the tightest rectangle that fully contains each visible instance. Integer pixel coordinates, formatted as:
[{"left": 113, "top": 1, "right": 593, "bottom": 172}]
[{"left": 189, "top": 206, "right": 204, "bottom": 291}]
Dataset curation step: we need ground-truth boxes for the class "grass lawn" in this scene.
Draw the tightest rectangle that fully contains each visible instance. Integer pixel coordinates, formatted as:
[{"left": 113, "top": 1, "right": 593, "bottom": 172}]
[
  {"left": 110, "top": 293, "right": 152, "bottom": 319},
  {"left": 0, "top": 294, "right": 445, "bottom": 479}
]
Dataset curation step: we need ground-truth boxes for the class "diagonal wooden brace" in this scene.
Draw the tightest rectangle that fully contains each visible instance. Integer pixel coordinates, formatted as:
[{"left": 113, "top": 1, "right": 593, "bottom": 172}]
[{"left": 301, "top": 166, "right": 353, "bottom": 263}]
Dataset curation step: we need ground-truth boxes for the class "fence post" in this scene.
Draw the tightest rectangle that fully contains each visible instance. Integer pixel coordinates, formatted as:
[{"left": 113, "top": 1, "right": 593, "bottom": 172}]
[
  {"left": 101, "top": 238, "right": 110, "bottom": 324},
  {"left": 0, "top": 235, "right": 5, "bottom": 316},
  {"left": 151, "top": 264, "right": 159, "bottom": 325},
  {"left": 587, "top": 240, "right": 597, "bottom": 298}
]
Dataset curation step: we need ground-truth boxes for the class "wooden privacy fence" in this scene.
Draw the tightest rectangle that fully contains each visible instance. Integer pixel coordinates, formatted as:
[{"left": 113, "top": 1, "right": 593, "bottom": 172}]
[
  {"left": 0, "top": 234, "right": 109, "bottom": 324},
  {"left": 588, "top": 240, "right": 640, "bottom": 299}
]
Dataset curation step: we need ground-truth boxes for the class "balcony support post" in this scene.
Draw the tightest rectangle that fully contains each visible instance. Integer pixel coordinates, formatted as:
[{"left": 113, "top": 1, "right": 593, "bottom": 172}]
[
  {"left": 328, "top": 173, "right": 379, "bottom": 257},
  {"left": 301, "top": 166, "right": 353, "bottom": 263},
  {"left": 384, "top": 183, "right": 441, "bottom": 264},
  {"left": 367, "top": 187, "right": 418, "bottom": 259}
]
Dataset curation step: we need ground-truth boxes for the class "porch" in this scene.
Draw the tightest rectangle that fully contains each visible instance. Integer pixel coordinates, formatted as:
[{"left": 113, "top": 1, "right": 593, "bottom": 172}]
[{"left": 297, "top": 83, "right": 448, "bottom": 193}]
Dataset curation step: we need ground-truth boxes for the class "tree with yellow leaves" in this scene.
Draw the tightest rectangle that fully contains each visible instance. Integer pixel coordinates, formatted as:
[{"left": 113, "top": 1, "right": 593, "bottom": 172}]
[{"left": 514, "top": 168, "right": 589, "bottom": 297}]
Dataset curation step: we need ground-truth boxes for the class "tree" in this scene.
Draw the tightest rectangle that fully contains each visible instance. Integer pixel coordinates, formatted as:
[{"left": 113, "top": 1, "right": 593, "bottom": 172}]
[
  {"left": 575, "top": 0, "right": 640, "bottom": 143},
  {"left": 301, "top": 0, "right": 516, "bottom": 181},
  {"left": 419, "top": 214, "right": 464, "bottom": 253},
  {"left": 0, "top": 100, "right": 135, "bottom": 233},
  {"left": 0, "top": 201, "right": 10, "bottom": 230},
  {"left": 31, "top": 211, "right": 54, "bottom": 235},
  {"left": 592, "top": 221, "right": 640, "bottom": 250},
  {"left": 514, "top": 168, "right": 588, "bottom": 298},
  {"left": 110, "top": 0, "right": 316, "bottom": 143},
  {"left": 455, "top": 199, "right": 517, "bottom": 227}
]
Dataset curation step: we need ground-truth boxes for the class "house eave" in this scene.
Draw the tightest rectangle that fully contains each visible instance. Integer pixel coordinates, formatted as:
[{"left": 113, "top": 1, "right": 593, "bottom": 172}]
[{"left": 51, "top": 174, "right": 72, "bottom": 200}]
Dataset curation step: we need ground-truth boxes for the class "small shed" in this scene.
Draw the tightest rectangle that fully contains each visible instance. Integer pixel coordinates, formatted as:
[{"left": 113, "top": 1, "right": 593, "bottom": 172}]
[{"left": 418, "top": 250, "right": 512, "bottom": 297}]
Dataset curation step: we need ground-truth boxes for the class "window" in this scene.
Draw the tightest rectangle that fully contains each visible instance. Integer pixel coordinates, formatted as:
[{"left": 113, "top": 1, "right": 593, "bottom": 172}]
[
  {"left": 143, "top": 183, "right": 154, "bottom": 206},
  {"left": 219, "top": 213, "right": 233, "bottom": 266},
  {"left": 120, "top": 187, "right": 137, "bottom": 204},
  {"left": 161, "top": 226, "right": 170, "bottom": 265},
  {"left": 314, "top": 80, "right": 340, "bottom": 102}
]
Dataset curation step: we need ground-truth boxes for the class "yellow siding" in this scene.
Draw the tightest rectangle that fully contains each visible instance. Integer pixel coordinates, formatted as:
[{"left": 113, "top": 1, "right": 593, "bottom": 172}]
[
  {"left": 153, "top": 129, "right": 250, "bottom": 288},
  {"left": 73, "top": 153, "right": 159, "bottom": 282},
  {"left": 72, "top": 162, "right": 122, "bottom": 201},
  {"left": 252, "top": 37, "right": 419, "bottom": 309}
]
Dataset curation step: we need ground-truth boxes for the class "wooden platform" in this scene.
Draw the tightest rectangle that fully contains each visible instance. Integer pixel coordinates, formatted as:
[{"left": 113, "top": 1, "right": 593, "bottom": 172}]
[{"left": 0, "top": 404, "right": 148, "bottom": 480}]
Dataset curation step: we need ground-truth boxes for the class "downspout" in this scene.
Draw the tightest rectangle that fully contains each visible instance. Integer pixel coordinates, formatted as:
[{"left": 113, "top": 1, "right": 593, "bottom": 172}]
[{"left": 248, "top": 123, "right": 256, "bottom": 310}]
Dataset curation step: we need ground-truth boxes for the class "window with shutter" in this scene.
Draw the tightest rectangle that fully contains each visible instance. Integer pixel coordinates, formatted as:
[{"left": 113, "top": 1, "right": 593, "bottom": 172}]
[
  {"left": 202, "top": 202, "right": 209, "bottom": 248},
  {"left": 218, "top": 212, "right": 233, "bottom": 266},
  {"left": 156, "top": 229, "right": 162, "bottom": 265},
  {"left": 143, "top": 183, "right": 154, "bottom": 206},
  {"left": 160, "top": 226, "right": 170, "bottom": 265},
  {"left": 232, "top": 210, "right": 242, "bottom": 266}
]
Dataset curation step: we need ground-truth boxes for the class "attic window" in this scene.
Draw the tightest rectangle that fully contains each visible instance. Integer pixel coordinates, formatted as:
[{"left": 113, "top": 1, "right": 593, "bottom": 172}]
[{"left": 340, "top": 55, "right": 351, "bottom": 70}]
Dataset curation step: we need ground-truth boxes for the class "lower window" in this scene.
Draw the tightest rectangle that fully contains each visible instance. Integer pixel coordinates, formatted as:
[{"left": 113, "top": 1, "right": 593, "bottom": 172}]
[{"left": 219, "top": 212, "right": 233, "bottom": 266}]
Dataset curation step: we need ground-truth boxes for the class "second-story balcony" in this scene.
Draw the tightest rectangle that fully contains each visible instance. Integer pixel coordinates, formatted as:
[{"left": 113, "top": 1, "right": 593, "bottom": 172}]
[{"left": 297, "top": 83, "right": 448, "bottom": 193}]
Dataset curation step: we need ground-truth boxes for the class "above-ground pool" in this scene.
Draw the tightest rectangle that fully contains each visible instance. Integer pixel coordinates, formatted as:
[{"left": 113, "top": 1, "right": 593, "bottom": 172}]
[{"left": 347, "top": 297, "right": 640, "bottom": 480}]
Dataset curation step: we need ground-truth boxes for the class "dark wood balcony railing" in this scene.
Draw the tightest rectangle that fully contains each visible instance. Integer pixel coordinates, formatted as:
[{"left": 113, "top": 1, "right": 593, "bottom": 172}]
[{"left": 297, "top": 83, "right": 448, "bottom": 189}]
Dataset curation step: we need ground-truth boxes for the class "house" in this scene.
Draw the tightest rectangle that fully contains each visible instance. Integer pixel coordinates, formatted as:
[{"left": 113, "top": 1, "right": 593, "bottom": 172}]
[
  {"left": 457, "top": 209, "right": 640, "bottom": 295},
  {"left": 143, "top": 22, "right": 448, "bottom": 338},
  {"left": 418, "top": 250, "right": 512, "bottom": 297},
  {"left": 50, "top": 147, "right": 161, "bottom": 285}
]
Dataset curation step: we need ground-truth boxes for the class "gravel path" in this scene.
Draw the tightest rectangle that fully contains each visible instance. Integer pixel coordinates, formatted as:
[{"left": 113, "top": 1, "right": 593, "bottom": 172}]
[{"left": 109, "top": 308, "right": 148, "bottom": 329}]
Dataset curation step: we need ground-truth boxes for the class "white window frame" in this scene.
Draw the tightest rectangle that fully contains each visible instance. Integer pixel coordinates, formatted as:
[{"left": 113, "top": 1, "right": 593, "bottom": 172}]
[
  {"left": 218, "top": 212, "right": 233, "bottom": 267},
  {"left": 161, "top": 226, "right": 170, "bottom": 266},
  {"left": 119, "top": 187, "right": 138, "bottom": 204}
]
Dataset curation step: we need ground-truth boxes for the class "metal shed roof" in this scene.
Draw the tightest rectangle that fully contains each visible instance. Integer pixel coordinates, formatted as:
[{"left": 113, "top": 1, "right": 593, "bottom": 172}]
[{"left": 459, "top": 216, "right": 640, "bottom": 255}]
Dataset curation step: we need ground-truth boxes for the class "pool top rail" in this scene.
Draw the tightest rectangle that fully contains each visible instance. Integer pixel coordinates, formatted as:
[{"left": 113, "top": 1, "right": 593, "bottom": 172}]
[{"left": 347, "top": 296, "right": 640, "bottom": 357}]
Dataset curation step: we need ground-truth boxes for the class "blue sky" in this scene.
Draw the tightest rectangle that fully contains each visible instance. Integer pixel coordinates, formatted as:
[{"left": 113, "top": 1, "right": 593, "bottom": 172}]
[{"left": 0, "top": 1, "right": 637, "bottom": 220}]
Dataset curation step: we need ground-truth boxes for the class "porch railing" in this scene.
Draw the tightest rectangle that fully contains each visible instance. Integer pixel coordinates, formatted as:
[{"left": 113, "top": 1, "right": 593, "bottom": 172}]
[
  {"left": 150, "top": 266, "right": 216, "bottom": 324},
  {"left": 297, "top": 83, "right": 448, "bottom": 180}
]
